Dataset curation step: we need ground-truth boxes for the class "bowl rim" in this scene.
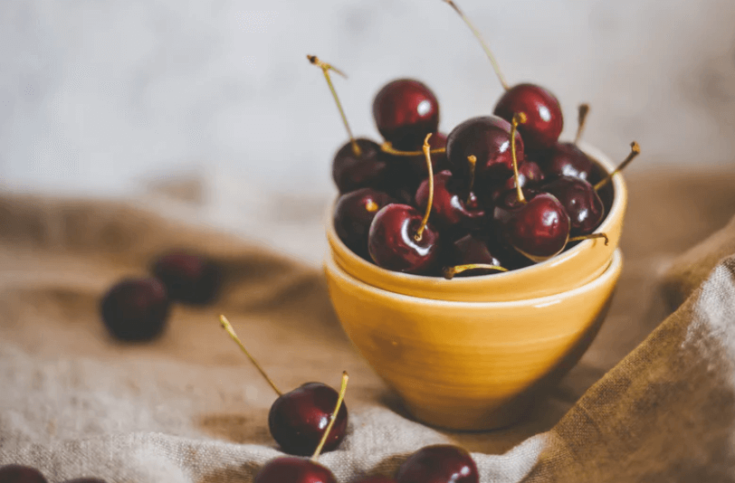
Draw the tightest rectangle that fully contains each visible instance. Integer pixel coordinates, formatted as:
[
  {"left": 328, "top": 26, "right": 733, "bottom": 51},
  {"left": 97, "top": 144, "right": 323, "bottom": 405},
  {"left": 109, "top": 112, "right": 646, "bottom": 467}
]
[
  {"left": 327, "top": 141, "right": 626, "bottom": 284},
  {"left": 325, "top": 248, "right": 622, "bottom": 308}
]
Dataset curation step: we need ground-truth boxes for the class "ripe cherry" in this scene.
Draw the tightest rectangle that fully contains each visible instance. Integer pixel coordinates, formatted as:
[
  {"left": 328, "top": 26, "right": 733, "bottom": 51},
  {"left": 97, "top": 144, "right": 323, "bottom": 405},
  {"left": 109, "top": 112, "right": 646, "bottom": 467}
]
[
  {"left": 252, "top": 369, "right": 349, "bottom": 483},
  {"left": 395, "top": 445, "right": 479, "bottom": 483},
  {"left": 444, "top": 0, "right": 562, "bottom": 152},
  {"left": 538, "top": 105, "right": 594, "bottom": 181},
  {"left": 219, "top": 316, "right": 348, "bottom": 456},
  {"left": 541, "top": 176, "right": 604, "bottom": 237},
  {"left": 151, "top": 251, "right": 221, "bottom": 305},
  {"left": 0, "top": 465, "right": 47, "bottom": 483},
  {"left": 492, "top": 114, "right": 571, "bottom": 262},
  {"left": 368, "top": 136, "right": 441, "bottom": 274},
  {"left": 100, "top": 278, "right": 170, "bottom": 342},
  {"left": 308, "top": 55, "right": 389, "bottom": 194},
  {"left": 415, "top": 166, "right": 485, "bottom": 234},
  {"left": 445, "top": 115, "right": 524, "bottom": 183},
  {"left": 334, "top": 188, "right": 394, "bottom": 259},
  {"left": 373, "top": 79, "right": 440, "bottom": 150},
  {"left": 490, "top": 160, "right": 544, "bottom": 202},
  {"left": 442, "top": 234, "right": 507, "bottom": 279}
]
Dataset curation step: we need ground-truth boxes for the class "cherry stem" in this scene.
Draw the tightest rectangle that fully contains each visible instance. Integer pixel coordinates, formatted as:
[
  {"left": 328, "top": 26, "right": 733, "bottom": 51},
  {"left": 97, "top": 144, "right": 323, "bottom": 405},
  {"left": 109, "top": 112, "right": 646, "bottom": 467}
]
[
  {"left": 443, "top": 264, "right": 508, "bottom": 280},
  {"left": 414, "top": 134, "right": 435, "bottom": 242},
  {"left": 574, "top": 104, "right": 590, "bottom": 145},
  {"left": 594, "top": 141, "right": 641, "bottom": 191},
  {"left": 381, "top": 141, "right": 446, "bottom": 157},
  {"left": 443, "top": 0, "right": 509, "bottom": 91},
  {"left": 307, "top": 55, "right": 361, "bottom": 157},
  {"left": 311, "top": 371, "right": 349, "bottom": 461},
  {"left": 365, "top": 200, "right": 379, "bottom": 213},
  {"left": 510, "top": 112, "right": 527, "bottom": 204},
  {"left": 466, "top": 155, "right": 477, "bottom": 204},
  {"left": 219, "top": 315, "right": 283, "bottom": 397},
  {"left": 568, "top": 233, "right": 609, "bottom": 246}
]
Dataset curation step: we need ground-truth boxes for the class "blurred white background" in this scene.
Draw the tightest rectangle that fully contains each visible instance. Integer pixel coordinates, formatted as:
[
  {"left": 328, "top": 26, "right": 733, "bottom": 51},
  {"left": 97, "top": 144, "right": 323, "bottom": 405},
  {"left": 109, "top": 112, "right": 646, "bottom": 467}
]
[{"left": 1, "top": 0, "right": 734, "bottom": 261}]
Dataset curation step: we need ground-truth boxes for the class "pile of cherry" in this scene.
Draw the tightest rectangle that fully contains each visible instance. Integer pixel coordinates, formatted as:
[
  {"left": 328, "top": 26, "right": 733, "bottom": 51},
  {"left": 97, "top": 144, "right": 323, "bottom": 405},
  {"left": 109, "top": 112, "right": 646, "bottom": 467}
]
[{"left": 327, "top": 0, "right": 640, "bottom": 278}]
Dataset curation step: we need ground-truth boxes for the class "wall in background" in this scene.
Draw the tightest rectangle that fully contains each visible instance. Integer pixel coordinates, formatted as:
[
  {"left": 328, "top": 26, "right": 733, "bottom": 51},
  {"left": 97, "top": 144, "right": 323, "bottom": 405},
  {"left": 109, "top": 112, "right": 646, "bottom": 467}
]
[{"left": 1, "top": 0, "right": 734, "bottom": 197}]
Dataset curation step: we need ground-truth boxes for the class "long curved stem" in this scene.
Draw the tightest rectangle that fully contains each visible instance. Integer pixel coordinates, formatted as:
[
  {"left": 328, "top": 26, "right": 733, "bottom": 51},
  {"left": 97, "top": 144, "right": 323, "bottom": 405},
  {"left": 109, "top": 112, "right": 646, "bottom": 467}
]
[
  {"left": 414, "top": 134, "right": 435, "bottom": 242},
  {"left": 574, "top": 104, "right": 590, "bottom": 145},
  {"left": 594, "top": 142, "right": 641, "bottom": 191},
  {"left": 381, "top": 141, "right": 446, "bottom": 157},
  {"left": 510, "top": 113, "right": 527, "bottom": 204},
  {"left": 568, "top": 233, "right": 609, "bottom": 245},
  {"left": 311, "top": 371, "right": 349, "bottom": 461},
  {"left": 442, "top": 0, "right": 509, "bottom": 91},
  {"left": 443, "top": 264, "right": 508, "bottom": 279},
  {"left": 219, "top": 315, "right": 283, "bottom": 396},
  {"left": 307, "top": 55, "right": 361, "bottom": 157}
]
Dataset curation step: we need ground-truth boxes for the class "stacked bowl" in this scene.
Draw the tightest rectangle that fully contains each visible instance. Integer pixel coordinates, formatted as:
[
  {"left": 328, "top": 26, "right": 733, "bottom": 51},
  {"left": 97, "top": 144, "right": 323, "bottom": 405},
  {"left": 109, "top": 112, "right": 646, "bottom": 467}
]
[{"left": 324, "top": 144, "right": 626, "bottom": 430}]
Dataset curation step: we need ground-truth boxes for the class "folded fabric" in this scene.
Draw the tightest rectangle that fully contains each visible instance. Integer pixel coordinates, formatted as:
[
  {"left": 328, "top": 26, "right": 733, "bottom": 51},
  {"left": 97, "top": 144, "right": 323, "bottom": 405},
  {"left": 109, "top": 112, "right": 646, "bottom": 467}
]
[{"left": 0, "top": 173, "right": 734, "bottom": 482}]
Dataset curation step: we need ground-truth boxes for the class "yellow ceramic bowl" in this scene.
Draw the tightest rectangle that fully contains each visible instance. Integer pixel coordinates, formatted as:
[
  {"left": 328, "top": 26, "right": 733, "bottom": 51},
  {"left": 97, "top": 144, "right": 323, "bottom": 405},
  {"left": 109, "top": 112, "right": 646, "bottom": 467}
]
[
  {"left": 324, "top": 249, "right": 623, "bottom": 431},
  {"left": 327, "top": 143, "right": 626, "bottom": 302}
]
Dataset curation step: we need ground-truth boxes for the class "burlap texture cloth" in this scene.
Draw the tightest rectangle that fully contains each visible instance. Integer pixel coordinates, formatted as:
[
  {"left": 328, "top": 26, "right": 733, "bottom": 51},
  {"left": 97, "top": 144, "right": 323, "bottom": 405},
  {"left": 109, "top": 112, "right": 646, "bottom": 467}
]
[{"left": 2, "top": 169, "right": 735, "bottom": 482}]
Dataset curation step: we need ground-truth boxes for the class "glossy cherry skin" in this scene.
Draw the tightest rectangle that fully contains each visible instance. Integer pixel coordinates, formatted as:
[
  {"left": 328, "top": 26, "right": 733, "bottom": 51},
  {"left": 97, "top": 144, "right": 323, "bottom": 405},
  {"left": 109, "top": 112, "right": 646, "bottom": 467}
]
[
  {"left": 373, "top": 79, "right": 440, "bottom": 150},
  {"left": 333, "top": 139, "right": 389, "bottom": 194},
  {"left": 415, "top": 170, "right": 485, "bottom": 233},
  {"left": 539, "top": 142, "right": 594, "bottom": 181},
  {"left": 151, "top": 251, "right": 221, "bottom": 305},
  {"left": 253, "top": 457, "right": 336, "bottom": 483},
  {"left": 100, "top": 278, "right": 170, "bottom": 342},
  {"left": 334, "top": 188, "right": 394, "bottom": 259},
  {"left": 446, "top": 234, "right": 505, "bottom": 277},
  {"left": 493, "top": 189, "right": 570, "bottom": 262},
  {"left": 542, "top": 176, "right": 604, "bottom": 236},
  {"left": 269, "top": 382, "right": 348, "bottom": 456},
  {"left": 490, "top": 160, "right": 545, "bottom": 202},
  {"left": 0, "top": 465, "right": 48, "bottom": 483},
  {"left": 494, "top": 83, "right": 563, "bottom": 153},
  {"left": 446, "top": 116, "right": 524, "bottom": 183},
  {"left": 395, "top": 445, "right": 478, "bottom": 483},
  {"left": 368, "top": 204, "right": 440, "bottom": 275}
]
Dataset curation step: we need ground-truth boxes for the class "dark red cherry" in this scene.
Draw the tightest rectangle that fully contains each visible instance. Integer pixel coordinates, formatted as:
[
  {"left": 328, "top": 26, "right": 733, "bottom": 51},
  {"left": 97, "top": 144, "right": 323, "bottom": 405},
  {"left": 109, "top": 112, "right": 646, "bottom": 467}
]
[
  {"left": 333, "top": 139, "right": 389, "bottom": 194},
  {"left": 334, "top": 188, "right": 394, "bottom": 259},
  {"left": 0, "top": 466, "right": 47, "bottom": 483},
  {"left": 493, "top": 190, "right": 570, "bottom": 262},
  {"left": 542, "top": 176, "right": 604, "bottom": 237},
  {"left": 494, "top": 83, "right": 563, "bottom": 153},
  {"left": 395, "top": 445, "right": 478, "bottom": 483},
  {"left": 491, "top": 160, "right": 545, "bottom": 202},
  {"left": 368, "top": 204, "right": 440, "bottom": 274},
  {"left": 443, "top": 234, "right": 505, "bottom": 278},
  {"left": 269, "top": 382, "right": 348, "bottom": 457},
  {"left": 100, "top": 278, "right": 170, "bottom": 341},
  {"left": 539, "top": 142, "right": 594, "bottom": 181},
  {"left": 254, "top": 457, "right": 337, "bottom": 483},
  {"left": 446, "top": 116, "right": 524, "bottom": 182},
  {"left": 151, "top": 251, "right": 221, "bottom": 305},
  {"left": 415, "top": 170, "right": 485, "bottom": 233},
  {"left": 373, "top": 79, "right": 440, "bottom": 150}
]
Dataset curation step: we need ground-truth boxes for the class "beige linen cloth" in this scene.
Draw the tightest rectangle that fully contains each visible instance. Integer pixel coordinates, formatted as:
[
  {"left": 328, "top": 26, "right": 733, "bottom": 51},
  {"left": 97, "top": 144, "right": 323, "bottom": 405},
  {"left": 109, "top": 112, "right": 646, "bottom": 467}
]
[{"left": 2, "top": 169, "right": 735, "bottom": 482}]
